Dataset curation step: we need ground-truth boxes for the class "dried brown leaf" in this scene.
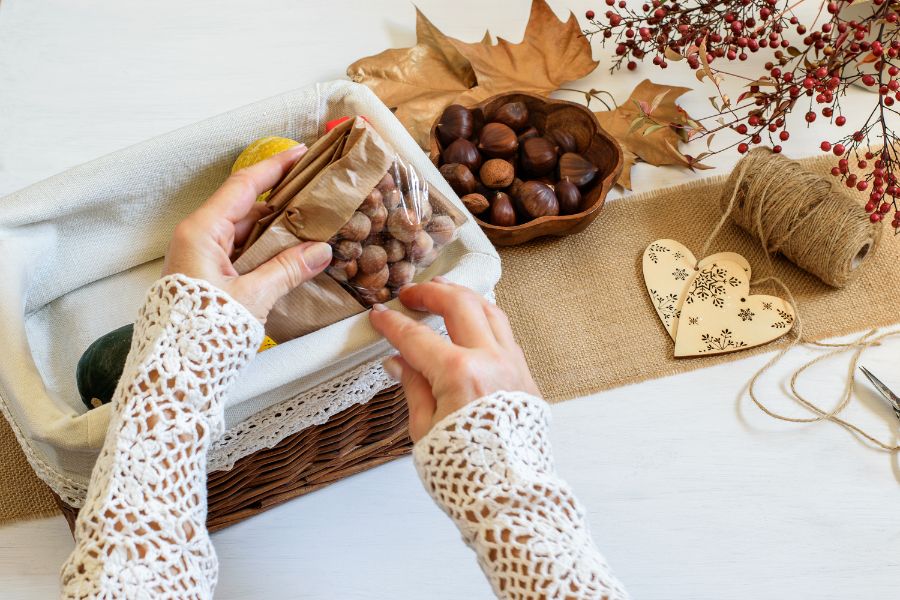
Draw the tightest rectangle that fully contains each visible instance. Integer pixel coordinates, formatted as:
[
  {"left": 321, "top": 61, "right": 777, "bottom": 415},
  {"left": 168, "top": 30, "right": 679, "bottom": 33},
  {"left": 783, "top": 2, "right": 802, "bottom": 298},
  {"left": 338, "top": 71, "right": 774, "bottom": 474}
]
[
  {"left": 595, "top": 80, "right": 701, "bottom": 188},
  {"left": 347, "top": 0, "right": 597, "bottom": 147}
]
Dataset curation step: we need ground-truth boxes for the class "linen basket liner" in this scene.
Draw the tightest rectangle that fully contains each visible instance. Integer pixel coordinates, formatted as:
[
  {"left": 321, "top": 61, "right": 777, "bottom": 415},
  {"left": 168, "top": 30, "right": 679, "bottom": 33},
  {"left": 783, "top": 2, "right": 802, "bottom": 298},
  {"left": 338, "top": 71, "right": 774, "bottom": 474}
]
[{"left": 0, "top": 80, "right": 501, "bottom": 509}]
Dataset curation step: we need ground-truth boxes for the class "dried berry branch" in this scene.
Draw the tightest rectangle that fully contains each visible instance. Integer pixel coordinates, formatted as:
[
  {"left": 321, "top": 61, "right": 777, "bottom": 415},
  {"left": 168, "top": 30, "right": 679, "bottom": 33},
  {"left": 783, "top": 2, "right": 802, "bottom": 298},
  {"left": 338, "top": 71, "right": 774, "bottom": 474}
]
[{"left": 584, "top": 0, "right": 900, "bottom": 232}]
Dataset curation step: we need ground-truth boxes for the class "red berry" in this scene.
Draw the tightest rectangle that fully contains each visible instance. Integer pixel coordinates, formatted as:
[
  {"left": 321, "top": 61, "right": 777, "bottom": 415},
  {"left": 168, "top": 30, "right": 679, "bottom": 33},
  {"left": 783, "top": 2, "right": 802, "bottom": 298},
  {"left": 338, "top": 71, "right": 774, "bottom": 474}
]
[
  {"left": 821, "top": 141, "right": 832, "bottom": 151},
  {"left": 627, "top": 61, "right": 637, "bottom": 70},
  {"left": 585, "top": 9, "right": 595, "bottom": 19},
  {"left": 738, "top": 143, "right": 749, "bottom": 154},
  {"left": 833, "top": 143, "right": 846, "bottom": 155},
  {"left": 880, "top": 202, "right": 892, "bottom": 213},
  {"left": 779, "top": 131, "right": 790, "bottom": 141},
  {"left": 857, "top": 180, "right": 869, "bottom": 191},
  {"left": 862, "top": 74, "right": 877, "bottom": 86},
  {"left": 835, "top": 116, "right": 846, "bottom": 126},
  {"left": 805, "top": 111, "right": 816, "bottom": 123},
  {"left": 772, "top": 145, "right": 782, "bottom": 153},
  {"left": 871, "top": 212, "right": 882, "bottom": 222},
  {"left": 865, "top": 201, "right": 876, "bottom": 212}
]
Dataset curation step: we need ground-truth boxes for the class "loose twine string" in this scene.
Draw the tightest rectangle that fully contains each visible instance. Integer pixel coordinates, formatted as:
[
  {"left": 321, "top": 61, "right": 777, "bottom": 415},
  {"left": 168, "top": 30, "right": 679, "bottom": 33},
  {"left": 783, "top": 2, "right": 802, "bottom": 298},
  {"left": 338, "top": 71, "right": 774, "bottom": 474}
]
[{"left": 705, "top": 148, "right": 898, "bottom": 452}]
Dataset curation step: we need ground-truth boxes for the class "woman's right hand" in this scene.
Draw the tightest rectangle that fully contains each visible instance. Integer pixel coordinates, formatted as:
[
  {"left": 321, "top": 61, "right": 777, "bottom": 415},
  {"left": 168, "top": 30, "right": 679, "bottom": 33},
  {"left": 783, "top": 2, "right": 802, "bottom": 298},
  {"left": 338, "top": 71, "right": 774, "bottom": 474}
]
[{"left": 368, "top": 277, "right": 540, "bottom": 442}]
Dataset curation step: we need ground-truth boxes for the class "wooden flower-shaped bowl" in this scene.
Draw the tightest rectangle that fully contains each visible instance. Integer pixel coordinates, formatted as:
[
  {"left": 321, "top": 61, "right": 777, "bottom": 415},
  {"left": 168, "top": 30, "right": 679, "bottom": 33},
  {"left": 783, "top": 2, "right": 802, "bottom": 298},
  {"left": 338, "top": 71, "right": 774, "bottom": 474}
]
[{"left": 429, "top": 92, "right": 623, "bottom": 246}]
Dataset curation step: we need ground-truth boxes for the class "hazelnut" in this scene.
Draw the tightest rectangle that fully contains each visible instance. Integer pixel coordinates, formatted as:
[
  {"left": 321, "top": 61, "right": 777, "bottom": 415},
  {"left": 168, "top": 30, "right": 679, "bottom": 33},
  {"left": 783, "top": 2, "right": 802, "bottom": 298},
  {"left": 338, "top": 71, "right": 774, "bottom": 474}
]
[
  {"left": 352, "top": 264, "right": 390, "bottom": 290},
  {"left": 387, "top": 207, "right": 421, "bottom": 243},
  {"left": 480, "top": 159, "right": 515, "bottom": 189},
  {"left": 326, "top": 259, "right": 358, "bottom": 282},
  {"left": 338, "top": 212, "right": 372, "bottom": 242},
  {"left": 427, "top": 215, "right": 456, "bottom": 247},
  {"left": 547, "top": 129, "right": 578, "bottom": 155},
  {"left": 360, "top": 188, "right": 383, "bottom": 214},
  {"left": 491, "top": 102, "right": 529, "bottom": 131},
  {"left": 558, "top": 153, "right": 599, "bottom": 188},
  {"left": 376, "top": 172, "right": 396, "bottom": 194},
  {"left": 382, "top": 188, "right": 402, "bottom": 210},
  {"left": 418, "top": 248, "right": 439, "bottom": 269},
  {"left": 358, "top": 244, "right": 388, "bottom": 274},
  {"left": 490, "top": 192, "right": 517, "bottom": 227},
  {"left": 388, "top": 261, "right": 416, "bottom": 288},
  {"left": 368, "top": 204, "right": 388, "bottom": 232},
  {"left": 408, "top": 229, "right": 435, "bottom": 262},
  {"left": 439, "top": 163, "right": 476, "bottom": 197},
  {"left": 436, "top": 104, "right": 474, "bottom": 146},
  {"left": 404, "top": 193, "right": 433, "bottom": 225},
  {"left": 359, "top": 286, "right": 393, "bottom": 305},
  {"left": 555, "top": 179, "right": 583, "bottom": 215},
  {"left": 383, "top": 238, "right": 406, "bottom": 263},
  {"left": 520, "top": 137, "right": 558, "bottom": 176},
  {"left": 518, "top": 181, "right": 560, "bottom": 219},
  {"left": 517, "top": 126, "right": 540, "bottom": 144},
  {"left": 461, "top": 192, "right": 489, "bottom": 214},
  {"left": 333, "top": 240, "right": 363, "bottom": 261},
  {"left": 442, "top": 138, "right": 481, "bottom": 171},
  {"left": 477, "top": 122, "right": 518, "bottom": 158}
]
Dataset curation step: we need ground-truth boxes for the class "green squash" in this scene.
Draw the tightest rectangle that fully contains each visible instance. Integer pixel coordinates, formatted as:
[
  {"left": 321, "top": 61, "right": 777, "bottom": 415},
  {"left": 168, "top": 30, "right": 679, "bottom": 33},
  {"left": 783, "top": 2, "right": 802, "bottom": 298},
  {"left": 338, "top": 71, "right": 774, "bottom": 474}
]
[{"left": 76, "top": 323, "right": 134, "bottom": 410}]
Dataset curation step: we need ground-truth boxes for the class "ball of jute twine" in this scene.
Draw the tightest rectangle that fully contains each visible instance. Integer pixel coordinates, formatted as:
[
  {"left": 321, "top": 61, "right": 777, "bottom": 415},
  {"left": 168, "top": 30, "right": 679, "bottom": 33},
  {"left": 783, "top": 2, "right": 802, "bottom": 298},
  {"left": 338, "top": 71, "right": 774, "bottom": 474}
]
[{"left": 705, "top": 148, "right": 897, "bottom": 453}]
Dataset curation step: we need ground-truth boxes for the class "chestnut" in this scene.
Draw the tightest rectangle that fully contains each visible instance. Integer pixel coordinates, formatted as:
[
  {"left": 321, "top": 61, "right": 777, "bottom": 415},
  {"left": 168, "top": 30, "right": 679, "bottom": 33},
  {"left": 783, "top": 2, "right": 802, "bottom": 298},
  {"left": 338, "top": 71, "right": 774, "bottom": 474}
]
[
  {"left": 558, "top": 153, "right": 599, "bottom": 188},
  {"left": 517, "top": 126, "right": 540, "bottom": 144},
  {"left": 518, "top": 181, "right": 560, "bottom": 219},
  {"left": 480, "top": 159, "right": 515, "bottom": 189},
  {"left": 461, "top": 192, "right": 489, "bottom": 215},
  {"left": 491, "top": 102, "right": 529, "bottom": 131},
  {"left": 442, "top": 138, "right": 481, "bottom": 171},
  {"left": 555, "top": 179, "right": 583, "bottom": 215},
  {"left": 439, "top": 163, "right": 476, "bottom": 197},
  {"left": 490, "top": 192, "right": 517, "bottom": 227},
  {"left": 547, "top": 129, "right": 578, "bottom": 155},
  {"left": 436, "top": 104, "right": 474, "bottom": 146},
  {"left": 477, "top": 122, "right": 518, "bottom": 158},
  {"left": 520, "top": 137, "right": 558, "bottom": 177}
]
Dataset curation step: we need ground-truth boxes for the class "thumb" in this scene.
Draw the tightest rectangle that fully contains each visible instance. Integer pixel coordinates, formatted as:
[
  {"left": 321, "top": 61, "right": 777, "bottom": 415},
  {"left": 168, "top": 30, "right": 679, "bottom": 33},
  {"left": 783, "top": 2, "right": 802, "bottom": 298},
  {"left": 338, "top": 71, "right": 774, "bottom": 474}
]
[
  {"left": 384, "top": 355, "right": 437, "bottom": 443},
  {"left": 237, "top": 241, "right": 332, "bottom": 316}
]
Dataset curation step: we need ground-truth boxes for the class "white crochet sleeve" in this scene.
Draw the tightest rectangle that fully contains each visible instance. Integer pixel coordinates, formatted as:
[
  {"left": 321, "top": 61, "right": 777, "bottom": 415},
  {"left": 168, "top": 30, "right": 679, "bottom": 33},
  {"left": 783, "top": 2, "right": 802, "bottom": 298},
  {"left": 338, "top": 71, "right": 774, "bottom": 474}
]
[
  {"left": 60, "top": 274, "right": 263, "bottom": 600},
  {"left": 413, "top": 391, "right": 630, "bottom": 600}
]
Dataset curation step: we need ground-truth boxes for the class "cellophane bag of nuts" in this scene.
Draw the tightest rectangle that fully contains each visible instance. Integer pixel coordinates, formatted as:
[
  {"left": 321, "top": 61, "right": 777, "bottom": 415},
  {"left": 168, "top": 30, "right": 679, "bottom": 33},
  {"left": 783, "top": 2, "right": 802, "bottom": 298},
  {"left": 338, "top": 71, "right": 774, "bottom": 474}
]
[{"left": 234, "top": 116, "right": 467, "bottom": 342}]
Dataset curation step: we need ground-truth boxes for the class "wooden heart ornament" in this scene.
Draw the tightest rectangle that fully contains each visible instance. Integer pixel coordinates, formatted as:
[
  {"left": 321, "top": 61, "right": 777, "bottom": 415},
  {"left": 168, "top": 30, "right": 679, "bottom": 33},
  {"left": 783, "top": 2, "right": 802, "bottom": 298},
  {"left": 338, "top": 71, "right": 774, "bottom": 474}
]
[
  {"left": 674, "top": 259, "right": 795, "bottom": 356},
  {"left": 642, "top": 239, "right": 751, "bottom": 340}
]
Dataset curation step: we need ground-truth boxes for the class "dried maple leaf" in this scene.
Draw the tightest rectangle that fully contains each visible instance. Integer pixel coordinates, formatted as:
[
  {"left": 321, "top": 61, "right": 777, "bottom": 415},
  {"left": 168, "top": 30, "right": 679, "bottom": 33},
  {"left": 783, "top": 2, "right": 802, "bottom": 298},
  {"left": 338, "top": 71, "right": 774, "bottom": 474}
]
[
  {"left": 596, "top": 79, "right": 706, "bottom": 189},
  {"left": 346, "top": 8, "right": 477, "bottom": 148},
  {"left": 348, "top": 0, "right": 597, "bottom": 148},
  {"left": 449, "top": 0, "right": 598, "bottom": 99}
]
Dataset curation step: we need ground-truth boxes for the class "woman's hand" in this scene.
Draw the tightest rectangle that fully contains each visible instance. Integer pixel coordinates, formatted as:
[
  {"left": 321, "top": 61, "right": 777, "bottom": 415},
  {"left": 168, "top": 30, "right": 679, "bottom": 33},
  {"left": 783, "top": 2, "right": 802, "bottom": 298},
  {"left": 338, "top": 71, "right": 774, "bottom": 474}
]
[
  {"left": 368, "top": 277, "right": 540, "bottom": 442},
  {"left": 162, "top": 144, "right": 333, "bottom": 322}
]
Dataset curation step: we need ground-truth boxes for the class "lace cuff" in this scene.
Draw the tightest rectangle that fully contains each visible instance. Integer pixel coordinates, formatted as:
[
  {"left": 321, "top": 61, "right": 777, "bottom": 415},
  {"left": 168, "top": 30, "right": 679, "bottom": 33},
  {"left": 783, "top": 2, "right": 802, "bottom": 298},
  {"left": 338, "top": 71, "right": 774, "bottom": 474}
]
[
  {"left": 60, "top": 274, "right": 263, "bottom": 599},
  {"left": 413, "top": 392, "right": 629, "bottom": 600}
]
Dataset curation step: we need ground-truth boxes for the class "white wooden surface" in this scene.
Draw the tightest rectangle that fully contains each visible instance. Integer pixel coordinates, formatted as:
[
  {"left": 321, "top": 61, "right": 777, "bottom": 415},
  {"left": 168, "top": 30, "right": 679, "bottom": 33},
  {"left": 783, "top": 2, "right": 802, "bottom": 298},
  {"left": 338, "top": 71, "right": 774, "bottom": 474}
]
[{"left": 1, "top": 1, "right": 898, "bottom": 598}]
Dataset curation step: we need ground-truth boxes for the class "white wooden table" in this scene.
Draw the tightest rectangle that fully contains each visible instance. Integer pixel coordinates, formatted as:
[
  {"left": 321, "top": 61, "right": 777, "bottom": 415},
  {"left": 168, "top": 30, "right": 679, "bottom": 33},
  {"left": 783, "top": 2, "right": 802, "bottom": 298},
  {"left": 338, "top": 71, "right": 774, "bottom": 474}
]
[{"left": 1, "top": 1, "right": 898, "bottom": 598}]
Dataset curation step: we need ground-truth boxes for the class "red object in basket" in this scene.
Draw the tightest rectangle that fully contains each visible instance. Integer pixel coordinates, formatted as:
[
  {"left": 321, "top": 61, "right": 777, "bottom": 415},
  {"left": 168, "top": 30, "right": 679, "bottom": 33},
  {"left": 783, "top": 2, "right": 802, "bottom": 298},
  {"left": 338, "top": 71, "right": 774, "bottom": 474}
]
[{"left": 325, "top": 115, "right": 370, "bottom": 133}]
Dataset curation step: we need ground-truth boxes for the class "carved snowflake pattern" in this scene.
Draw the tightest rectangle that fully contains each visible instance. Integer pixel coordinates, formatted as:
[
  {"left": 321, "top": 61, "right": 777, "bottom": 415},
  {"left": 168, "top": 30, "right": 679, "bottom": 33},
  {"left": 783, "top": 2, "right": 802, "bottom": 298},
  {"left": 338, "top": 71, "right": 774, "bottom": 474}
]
[{"left": 738, "top": 308, "right": 754, "bottom": 322}]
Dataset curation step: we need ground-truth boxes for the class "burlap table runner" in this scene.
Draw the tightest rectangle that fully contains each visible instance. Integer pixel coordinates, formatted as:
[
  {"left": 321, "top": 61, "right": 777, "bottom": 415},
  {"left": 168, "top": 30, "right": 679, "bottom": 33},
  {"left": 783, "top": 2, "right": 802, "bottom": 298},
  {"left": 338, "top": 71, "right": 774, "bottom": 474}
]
[
  {"left": 495, "top": 153, "right": 900, "bottom": 402},
  {"left": 4, "top": 152, "right": 898, "bottom": 524}
]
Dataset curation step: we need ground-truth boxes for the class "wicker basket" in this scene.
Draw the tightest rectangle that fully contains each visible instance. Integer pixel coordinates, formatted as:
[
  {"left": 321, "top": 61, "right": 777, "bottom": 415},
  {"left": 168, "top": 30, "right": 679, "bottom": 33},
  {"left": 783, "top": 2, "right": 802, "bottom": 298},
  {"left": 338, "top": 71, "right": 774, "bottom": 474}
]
[{"left": 54, "top": 383, "right": 410, "bottom": 534}]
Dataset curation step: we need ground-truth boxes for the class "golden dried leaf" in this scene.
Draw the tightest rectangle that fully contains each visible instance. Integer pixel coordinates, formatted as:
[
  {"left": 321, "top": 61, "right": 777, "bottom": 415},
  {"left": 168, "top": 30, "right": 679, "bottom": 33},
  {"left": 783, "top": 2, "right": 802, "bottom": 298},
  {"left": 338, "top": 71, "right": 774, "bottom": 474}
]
[
  {"left": 449, "top": 0, "right": 598, "bottom": 97},
  {"left": 347, "top": 0, "right": 597, "bottom": 147},
  {"left": 347, "top": 8, "right": 477, "bottom": 147},
  {"left": 595, "top": 80, "right": 699, "bottom": 188}
]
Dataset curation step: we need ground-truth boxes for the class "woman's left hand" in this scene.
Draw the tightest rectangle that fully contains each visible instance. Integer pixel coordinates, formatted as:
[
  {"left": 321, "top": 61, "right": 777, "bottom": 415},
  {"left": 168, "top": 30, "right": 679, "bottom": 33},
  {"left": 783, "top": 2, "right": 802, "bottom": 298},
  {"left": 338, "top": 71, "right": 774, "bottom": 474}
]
[{"left": 162, "top": 144, "right": 333, "bottom": 322}]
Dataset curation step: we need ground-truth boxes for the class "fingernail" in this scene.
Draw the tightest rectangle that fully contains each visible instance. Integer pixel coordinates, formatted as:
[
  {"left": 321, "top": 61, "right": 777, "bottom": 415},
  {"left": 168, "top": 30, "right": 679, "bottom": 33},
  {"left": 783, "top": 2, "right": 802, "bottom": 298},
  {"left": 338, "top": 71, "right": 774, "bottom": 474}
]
[
  {"left": 432, "top": 275, "right": 449, "bottom": 284},
  {"left": 371, "top": 303, "right": 388, "bottom": 312},
  {"left": 289, "top": 143, "right": 307, "bottom": 154},
  {"left": 382, "top": 356, "right": 402, "bottom": 381},
  {"left": 301, "top": 242, "right": 332, "bottom": 269}
]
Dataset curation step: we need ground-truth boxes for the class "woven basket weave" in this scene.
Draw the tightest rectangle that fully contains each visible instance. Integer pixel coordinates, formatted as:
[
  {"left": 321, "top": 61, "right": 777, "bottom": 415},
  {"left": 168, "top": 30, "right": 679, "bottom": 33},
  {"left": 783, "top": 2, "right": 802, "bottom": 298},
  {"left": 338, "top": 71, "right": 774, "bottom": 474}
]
[{"left": 55, "top": 383, "right": 410, "bottom": 534}]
